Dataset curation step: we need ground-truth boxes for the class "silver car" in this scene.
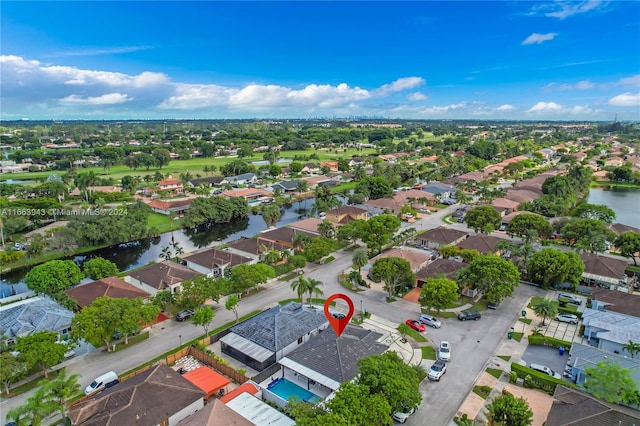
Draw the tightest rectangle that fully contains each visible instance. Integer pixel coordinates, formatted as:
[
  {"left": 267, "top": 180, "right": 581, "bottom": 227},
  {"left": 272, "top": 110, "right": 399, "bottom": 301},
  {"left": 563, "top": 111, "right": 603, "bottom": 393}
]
[
  {"left": 555, "top": 314, "right": 579, "bottom": 324},
  {"left": 419, "top": 314, "right": 442, "bottom": 328}
]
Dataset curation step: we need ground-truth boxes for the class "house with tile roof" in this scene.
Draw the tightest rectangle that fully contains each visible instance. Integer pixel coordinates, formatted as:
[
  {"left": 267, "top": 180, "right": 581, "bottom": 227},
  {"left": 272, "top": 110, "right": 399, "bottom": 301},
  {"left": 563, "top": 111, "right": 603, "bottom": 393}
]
[
  {"left": 226, "top": 173, "right": 257, "bottom": 186},
  {"left": 276, "top": 325, "right": 387, "bottom": 396},
  {"left": 177, "top": 399, "right": 255, "bottom": 426},
  {"left": 0, "top": 296, "right": 74, "bottom": 344},
  {"left": 69, "top": 363, "right": 204, "bottom": 426},
  {"left": 610, "top": 222, "right": 640, "bottom": 235},
  {"left": 148, "top": 198, "right": 192, "bottom": 216},
  {"left": 124, "top": 260, "right": 202, "bottom": 295},
  {"left": 415, "top": 259, "right": 469, "bottom": 287},
  {"left": 546, "top": 385, "right": 640, "bottom": 426},
  {"left": 220, "top": 302, "right": 328, "bottom": 371},
  {"left": 415, "top": 226, "right": 468, "bottom": 249},
  {"left": 157, "top": 176, "right": 184, "bottom": 193},
  {"left": 287, "top": 218, "right": 323, "bottom": 236},
  {"left": 220, "top": 188, "right": 273, "bottom": 204},
  {"left": 225, "top": 237, "right": 290, "bottom": 261},
  {"left": 64, "top": 277, "right": 150, "bottom": 309},
  {"left": 271, "top": 180, "right": 300, "bottom": 192},
  {"left": 183, "top": 248, "right": 254, "bottom": 278},
  {"left": 324, "top": 206, "right": 369, "bottom": 225},
  {"left": 456, "top": 234, "right": 508, "bottom": 255},
  {"left": 580, "top": 253, "right": 628, "bottom": 287},
  {"left": 259, "top": 227, "right": 317, "bottom": 248},
  {"left": 566, "top": 342, "right": 640, "bottom": 389},
  {"left": 589, "top": 287, "right": 640, "bottom": 318},
  {"left": 371, "top": 248, "right": 431, "bottom": 272}
]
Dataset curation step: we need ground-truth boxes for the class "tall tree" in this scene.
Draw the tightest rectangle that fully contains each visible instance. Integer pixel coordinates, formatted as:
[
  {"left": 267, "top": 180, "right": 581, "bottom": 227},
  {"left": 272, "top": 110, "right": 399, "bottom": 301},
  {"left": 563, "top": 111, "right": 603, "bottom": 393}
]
[
  {"left": 352, "top": 248, "right": 369, "bottom": 272},
  {"left": 24, "top": 260, "right": 84, "bottom": 297},
  {"left": 531, "top": 298, "right": 557, "bottom": 326},
  {"left": 357, "top": 351, "right": 422, "bottom": 413},
  {"left": 82, "top": 257, "right": 119, "bottom": 280},
  {"left": 227, "top": 263, "right": 275, "bottom": 295},
  {"left": 420, "top": 277, "right": 459, "bottom": 312},
  {"left": 39, "top": 370, "right": 81, "bottom": 424},
  {"left": 305, "top": 278, "right": 324, "bottom": 304},
  {"left": 622, "top": 340, "right": 640, "bottom": 359},
  {"left": 370, "top": 257, "right": 415, "bottom": 300},
  {"left": 291, "top": 276, "right": 309, "bottom": 305},
  {"left": 6, "top": 385, "right": 57, "bottom": 426},
  {"left": 464, "top": 206, "right": 502, "bottom": 234},
  {"left": 262, "top": 205, "right": 282, "bottom": 228},
  {"left": 561, "top": 218, "right": 616, "bottom": 253},
  {"left": 485, "top": 391, "right": 533, "bottom": 426},
  {"left": 151, "top": 148, "right": 171, "bottom": 169},
  {"left": 317, "top": 220, "right": 335, "bottom": 238},
  {"left": 0, "top": 352, "right": 26, "bottom": 395},
  {"left": 613, "top": 232, "right": 640, "bottom": 265},
  {"left": 458, "top": 255, "right": 520, "bottom": 303},
  {"left": 526, "top": 248, "right": 584, "bottom": 288},
  {"left": 192, "top": 307, "right": 215, "bottom": 336},
  {"left": 505, "top": 213, "right": 552, "bottom": 242},
  {"left": 225, "top": 294, "right": 239, "bottom": 323},
  {"left": 583, "top": 360, "right": 640, "bottom": 405},
  {"left": 14, "top": 331, "right": 67, "bottom": 378},
  {"left": 570, "top": 203, "right": 616, "bottom": 223}
]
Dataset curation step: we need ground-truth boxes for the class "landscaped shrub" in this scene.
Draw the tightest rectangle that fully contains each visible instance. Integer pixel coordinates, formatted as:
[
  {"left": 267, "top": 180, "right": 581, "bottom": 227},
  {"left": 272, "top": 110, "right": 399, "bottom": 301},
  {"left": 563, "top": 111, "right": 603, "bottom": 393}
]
[
  {"left": 527, "top": 335, "right": 572, "bottom": 349},
  {"left": 509, "top": 371, "right": 518, "bottom": 384},
  {"left": 511, "top": 363, "right": 574, "bottom": 395}
]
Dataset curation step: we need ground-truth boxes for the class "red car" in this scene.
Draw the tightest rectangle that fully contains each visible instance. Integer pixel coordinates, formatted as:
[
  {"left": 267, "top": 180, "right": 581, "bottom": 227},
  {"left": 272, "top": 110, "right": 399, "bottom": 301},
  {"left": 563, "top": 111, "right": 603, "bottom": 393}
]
[{"left": 406, "top": 319, "right": 426, "bottom": 332}]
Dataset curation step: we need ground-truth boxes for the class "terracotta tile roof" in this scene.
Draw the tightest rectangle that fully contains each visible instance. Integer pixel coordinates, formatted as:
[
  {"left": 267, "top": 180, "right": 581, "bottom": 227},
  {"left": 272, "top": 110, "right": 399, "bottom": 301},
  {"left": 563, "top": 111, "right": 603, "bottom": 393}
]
[
  {"left": 226, "top": 237, "right": 288, "bottom": 256},
  {"left": 69, "top": 364, "right": 204, "bottom": 426},
  {"left": 416, "top": 259, "right": 469, "bottom": 281},
  {"left": 178, "top": 399, "right": 255, "bottom": 426},
  {"left": 373, "top": 248, "right": 431, "bottom": 271},
  {"left": 491, "top": 198, "right": 521, "bottom": 210},
  {"left": 325, "top": 206, "right": 368, "bottom": 216},
  {"left": 221, "top": 188, "right": 272, "bottom": 198},
  {"left": 457, "top": 234, "right": 508, "bottom": 254},
  {"left": 416, "top": 226, "right": 468, "bottom": 245},
  {"left": 505, "top": 188, "right": 541, "bottom": 203},
  {"left": 127, "top": 260, "right": 201, "bottom": 290},
  {"left": 610, "top": 222, "right": 640, "bottom": 235},
  {"left": 219, "top": 381, "right": 260, "bottom": 404},
  {"left": 158, "top": 178, "right": 182, "bottom": 186},
  {"left": 148, "top": 199, "right": 192, "bottom": 210},
  {"left": 65, "top": 277, "right": 150, "bottom": 308},
  {"left": 259, "top": 227, "right": 316, "bottom": 245},
  {"left": 288, "top": 218, "right": 323, "bottom": 235},
  {"left": 184, "top": 248, "right": 252, "bottom": 270}
]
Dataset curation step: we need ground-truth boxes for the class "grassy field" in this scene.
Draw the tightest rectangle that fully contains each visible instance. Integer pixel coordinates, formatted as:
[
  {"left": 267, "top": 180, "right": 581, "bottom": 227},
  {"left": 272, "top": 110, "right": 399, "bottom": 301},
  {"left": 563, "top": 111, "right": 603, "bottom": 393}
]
[
  {"left": 421, "top": 346, "right": 437, "bottom": 360},
  {"left": 2, "top": 147, "right": 378, "bottom": 182}
]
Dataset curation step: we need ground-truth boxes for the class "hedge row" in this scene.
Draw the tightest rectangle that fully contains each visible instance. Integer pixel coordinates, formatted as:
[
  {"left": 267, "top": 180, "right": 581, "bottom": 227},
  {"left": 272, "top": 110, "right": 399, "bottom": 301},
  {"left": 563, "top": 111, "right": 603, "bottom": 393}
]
[
  {"left": 510, "top": 363, "right": 570, "bottom": 395},
  {"left": 527, "top": 335, "right": 573, "bottom": 349}
]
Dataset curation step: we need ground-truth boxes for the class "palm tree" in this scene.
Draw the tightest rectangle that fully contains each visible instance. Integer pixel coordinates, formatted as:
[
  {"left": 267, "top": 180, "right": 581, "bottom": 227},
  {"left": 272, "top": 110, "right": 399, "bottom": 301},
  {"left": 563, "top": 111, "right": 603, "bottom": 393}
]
[
  {"left": 352, "top": 248, "right": 369, "bottom": 272},
  {"left": 292, "top": 233, "right": 311, "bottom": 252},
  {"left": 291, "top": 276, "right": 308, "bottom": 305},
  {"left": 305, "top": 278, "right": 324, "bottom": 305},
  {"left": 40, "top": 371, "right": 81, "bottom": 424},
  {"left": 317, "top": 220, "right": 335, "bottom": 238},
  {"left": 622, "top": 340, "right": 640, "bottom": 359},
  {"left": 262, "top": 205, "right": 281, "bottom": 228},
  {"left": 7, "top": 385, "right": 57, "bottom": 426},
  {"left": 531, "top": 298, "right": 557, "bottom": 326}
]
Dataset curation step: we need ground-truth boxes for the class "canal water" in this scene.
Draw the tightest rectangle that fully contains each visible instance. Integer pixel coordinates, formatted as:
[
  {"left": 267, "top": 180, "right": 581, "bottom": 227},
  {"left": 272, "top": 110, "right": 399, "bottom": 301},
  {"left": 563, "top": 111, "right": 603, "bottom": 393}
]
[
  {"left": 0, "top": 198, "right": 320, "bottom": 298},
  {"left": 586, "top": 186, "right": 640, "bottom": 229}
]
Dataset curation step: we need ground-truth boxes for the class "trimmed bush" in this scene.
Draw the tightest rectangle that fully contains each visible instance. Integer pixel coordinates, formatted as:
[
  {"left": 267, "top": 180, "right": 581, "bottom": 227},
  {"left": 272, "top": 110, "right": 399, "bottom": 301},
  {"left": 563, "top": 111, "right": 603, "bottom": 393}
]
[
  {"left": 527, "top": 335, "right": 572, "bottom": 349},
  {"left": 511, "top": 363, "right": 567, "bottom": 394}
]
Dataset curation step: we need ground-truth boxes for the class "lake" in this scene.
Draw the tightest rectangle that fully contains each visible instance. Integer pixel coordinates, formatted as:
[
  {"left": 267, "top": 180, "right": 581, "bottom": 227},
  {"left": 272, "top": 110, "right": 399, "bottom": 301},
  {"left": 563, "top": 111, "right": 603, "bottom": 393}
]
[{"left": 587, "top": 186, "right": 640, "bottom": 229}]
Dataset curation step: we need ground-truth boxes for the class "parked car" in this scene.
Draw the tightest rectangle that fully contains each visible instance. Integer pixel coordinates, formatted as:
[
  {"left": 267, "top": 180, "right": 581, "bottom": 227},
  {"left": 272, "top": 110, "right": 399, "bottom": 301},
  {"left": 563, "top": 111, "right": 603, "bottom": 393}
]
[
  {"left": 176, "top": 310, "right": 195, "bottom": 321},
  {"left": 529, "top": 363, "right": 561, "bottom": 379},
  {"left": 392, "top": 407, "right": 416, "bottom": 423},
  {"left": 487, "top": 301, "right": 500, "bottom": 310},
  {"left": 428, "top": 359, "right": 447, "bottom": 381},
  {"left": 419, "top": 314, "right": 442, "bottom": 329},
  {"left": 498, "top": 224, "right": 507, "bottom": 231},
  {"left": 85, "top": 371, "right": 119, "bottom": 395},
  {"left": 438, "top": 341, "right": 451, "bottom": 362},
  {"left": 331, "top": 312, "right": 346, "bottom": 319},
  {"left": 405, "top": 319, "right": 426, "bottom": 332},
  {"left": 457, "top": 310, "right": 481, "bottom": 321},
  {"left": 555, "top": 314, "right": 579, "bottom": 324},
  {"left": 558, "top": 293, "right": 581, "bottom": 305}
]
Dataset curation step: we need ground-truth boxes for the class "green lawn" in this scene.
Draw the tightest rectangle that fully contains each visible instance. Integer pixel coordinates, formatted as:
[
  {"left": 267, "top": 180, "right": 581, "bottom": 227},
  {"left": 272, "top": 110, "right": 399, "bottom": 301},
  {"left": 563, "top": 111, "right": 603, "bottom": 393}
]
[
  {"left": 421, "top": 346, "right": 437, "bottom": 360},
  {"left": 112, "top": 331, "right": 150, "bottom": 352},
  {"left": 5, "top": 148, "right": 378, "bottom": 182},
  {"left": 511, "top": 332, "right": 524, "bottom": 342},
  {"left": 497, "top": 355, "right": 512, "bottom": 361},
  {"left": 473, "top": 385, "right": 492, "bottom": 399},
  {"left": 518, "top": 318, "right": 532, "bottom": 325},
  {"left": 3, "top": 368, "right": 67, "bottom": 398},
  {"left": 486, "top": 367, "right": 502, "bottom": 379},
  {"left": 401, "top": 326, "right": 428, "bottom": 343}
]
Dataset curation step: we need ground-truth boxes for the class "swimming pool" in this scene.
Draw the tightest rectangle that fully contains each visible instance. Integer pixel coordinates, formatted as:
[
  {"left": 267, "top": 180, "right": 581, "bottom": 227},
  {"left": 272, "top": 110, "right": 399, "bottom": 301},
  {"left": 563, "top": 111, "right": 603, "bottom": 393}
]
[{"left": 267, "top": 377, "right": 320, "bottom": 403}]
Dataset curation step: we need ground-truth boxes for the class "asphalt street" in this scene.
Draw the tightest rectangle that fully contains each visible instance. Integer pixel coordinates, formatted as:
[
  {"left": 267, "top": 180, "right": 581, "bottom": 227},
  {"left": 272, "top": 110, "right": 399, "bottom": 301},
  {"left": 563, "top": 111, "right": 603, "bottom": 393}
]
[{"left": 0, "top": 204, "right": 550, "bottom": 425}]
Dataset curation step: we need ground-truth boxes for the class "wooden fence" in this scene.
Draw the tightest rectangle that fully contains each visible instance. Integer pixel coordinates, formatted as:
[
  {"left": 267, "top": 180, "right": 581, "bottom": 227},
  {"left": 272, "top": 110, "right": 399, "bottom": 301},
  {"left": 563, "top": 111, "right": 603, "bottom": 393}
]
[{"left": 183, "top": 346, "right": 249, "bottom": 385}]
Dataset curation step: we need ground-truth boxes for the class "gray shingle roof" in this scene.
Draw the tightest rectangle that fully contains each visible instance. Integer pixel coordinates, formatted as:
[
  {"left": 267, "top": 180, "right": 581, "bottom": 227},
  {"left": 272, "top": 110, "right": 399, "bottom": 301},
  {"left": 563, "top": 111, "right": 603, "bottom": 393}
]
[
  {"left": 282, "top": 325, "right": 387, "bottom": 384},
  {"left": 0, "top": 296, "right": 74, "bottom": 338},
  {"left": 229, "top": 303, "right": 328, "bottom": 352}
]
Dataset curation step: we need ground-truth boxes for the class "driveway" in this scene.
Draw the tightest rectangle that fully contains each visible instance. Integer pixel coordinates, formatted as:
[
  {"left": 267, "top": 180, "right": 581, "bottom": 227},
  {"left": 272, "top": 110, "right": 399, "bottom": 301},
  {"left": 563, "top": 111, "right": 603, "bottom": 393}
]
[
  {"left": 539, "top": 318, "right": 581, "bottom": 342},
  {"left": 521, "top": 345, "right": 571, "bottom": 381}
]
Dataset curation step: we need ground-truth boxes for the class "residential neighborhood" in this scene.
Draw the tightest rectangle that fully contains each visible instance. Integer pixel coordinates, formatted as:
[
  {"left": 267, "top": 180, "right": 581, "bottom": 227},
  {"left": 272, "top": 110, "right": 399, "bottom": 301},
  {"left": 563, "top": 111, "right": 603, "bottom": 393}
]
[{"left": 1, "top": 119, "right": 639, "bottom": 426}]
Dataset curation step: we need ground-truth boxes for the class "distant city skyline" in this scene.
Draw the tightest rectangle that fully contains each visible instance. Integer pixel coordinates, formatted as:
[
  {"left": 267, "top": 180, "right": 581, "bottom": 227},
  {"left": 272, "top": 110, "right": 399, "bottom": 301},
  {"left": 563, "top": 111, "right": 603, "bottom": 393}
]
[{"left": 1, "top": 1, "right": 639, "bottom": 121}]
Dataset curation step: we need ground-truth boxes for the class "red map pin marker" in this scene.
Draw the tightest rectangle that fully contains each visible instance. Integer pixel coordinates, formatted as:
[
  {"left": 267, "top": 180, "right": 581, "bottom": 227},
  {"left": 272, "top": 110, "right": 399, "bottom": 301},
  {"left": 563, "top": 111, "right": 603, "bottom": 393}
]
[{"left": 324, "top": 293, "right": 354, "bottom": 337}]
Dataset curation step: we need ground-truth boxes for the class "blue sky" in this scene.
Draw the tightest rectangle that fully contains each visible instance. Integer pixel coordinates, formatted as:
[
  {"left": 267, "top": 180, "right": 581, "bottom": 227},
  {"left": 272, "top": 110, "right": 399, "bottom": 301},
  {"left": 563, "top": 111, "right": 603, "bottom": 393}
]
[{"left": 1, "top": 1, "right": 639, "bottom": 121}]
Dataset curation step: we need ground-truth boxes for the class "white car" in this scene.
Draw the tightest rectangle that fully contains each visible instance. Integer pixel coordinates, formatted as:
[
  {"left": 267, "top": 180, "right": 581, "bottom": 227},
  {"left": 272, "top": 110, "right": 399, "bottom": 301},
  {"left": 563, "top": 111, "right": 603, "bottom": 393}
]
[
  {"left": 529, "top": 363, "right": 561, "bottom": 379},
  {"left": 428, "top": 359, "right": 447, "bottom": 381},
  {"left": 392, "top": 407, "right": 415, "bottom": 423},
  {"left": 438, "top": 341, "right": 451, "bottom": 362},
  {"left": 555, "top": 314, "right": 579, "bottom": 324}
]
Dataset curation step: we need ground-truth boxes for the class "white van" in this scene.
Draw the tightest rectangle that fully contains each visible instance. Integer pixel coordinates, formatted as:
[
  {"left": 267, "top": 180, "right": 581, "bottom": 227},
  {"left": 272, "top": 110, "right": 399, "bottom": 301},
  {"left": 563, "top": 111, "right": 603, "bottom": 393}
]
[{"left": 85, "top": 371, "right": 118, "bottom": 395}]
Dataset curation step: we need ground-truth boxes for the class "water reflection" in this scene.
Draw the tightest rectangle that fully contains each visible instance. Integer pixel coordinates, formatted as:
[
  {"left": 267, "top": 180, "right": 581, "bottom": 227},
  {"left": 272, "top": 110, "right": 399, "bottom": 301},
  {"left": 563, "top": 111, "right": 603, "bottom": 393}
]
[{"left": 1, "top": 198, "right": 317, "bottom": 296}]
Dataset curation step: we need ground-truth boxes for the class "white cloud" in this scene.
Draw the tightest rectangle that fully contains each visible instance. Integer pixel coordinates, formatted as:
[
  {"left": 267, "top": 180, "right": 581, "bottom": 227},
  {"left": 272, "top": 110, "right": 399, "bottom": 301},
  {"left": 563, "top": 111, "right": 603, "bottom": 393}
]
[
  {"left": 527, "top": 101, "right": 564, "bottom": 113},
  {"left": 544, "top": 80, "right": 596, "bottom": 91},
  {"left": 372, "top": 77, "right": 425, "bottom": 96},
  {"left": 59, "top": 93, "right": 132, "bottom": 105},
  {"left": 522, "top": 33, "right": 558, "bottom": 45},
  {"left": 569, "top": 105, "right": 595, "bottom": 114},
  {"left": 496, "top": 104, "right": 515, "bottom": 111},
  {"left": 541, "top": 0, "right": 605, "bottom": 19},
  {"left": 44, "top": 45, "right": 153, "bottom": 58},
  {"left": 618, "top": 75, "right": 640, "bottom": 88},
  {"left": 407, "top": 92, "right": 427, "bottom": 101},
  {"left": 608, "top": 92, "right": 640, "bottom": 107}
]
